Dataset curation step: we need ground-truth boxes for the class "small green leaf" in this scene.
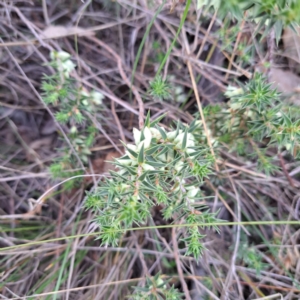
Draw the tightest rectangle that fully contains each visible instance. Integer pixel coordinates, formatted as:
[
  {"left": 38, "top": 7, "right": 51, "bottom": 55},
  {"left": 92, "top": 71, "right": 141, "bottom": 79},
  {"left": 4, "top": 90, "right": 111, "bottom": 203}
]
[
  {"left": 144, "top": 110, "right": 151, "bottom": 127},
  {"left": 145, "top": 160, "right": 165, "bottom": 168},
  {"left": 155, "top": 126, "right": 167, "bottom": 140},
  {"left": 126, "top": 146, "right": 138, "bottom": 159},
  {"left": 150, "top": 113, "right": 167, "bottom": 127},
  {"left": 140, "top": 184, "right": 157, "bottom": 192},
  {"left": 182, "top": 128, "right": 188, "bottom": 150},
  {"left": 117, "top": 164, "right": 137, "bottom": 175},
  {"left": 188, "top": 119, "right": 198, "bottom": 132},
  {"left": 274, "top": 20, "right": 283, "bottom": 45},
  {"left": 138, "top": 143, "right": 144, "bottom": 163},
  {"left": 145, "top": 144, "right": 161, "bottom": 155},
  {"left": 138, "top": 170, "right": 149, "bottom": 181},
  {"left": 166, "top": 155, "right": 182, "bottom": 167},
  {"left": 156, "top": 145, "right": 169, "bottom": 157},
  {"left": 175, "top": 121, "right": 180, "bottom": 136},
  {"left": 108, "top": 170, "right": 128, "bottom": 181}
]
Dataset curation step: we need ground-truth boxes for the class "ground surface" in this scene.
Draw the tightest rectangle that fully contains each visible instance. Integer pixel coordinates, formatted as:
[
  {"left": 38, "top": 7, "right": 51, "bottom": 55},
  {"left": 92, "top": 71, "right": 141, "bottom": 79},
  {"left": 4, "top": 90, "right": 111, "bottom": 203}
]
[{"left": 1, "top": 1, "right": 300, "bottom": 299}]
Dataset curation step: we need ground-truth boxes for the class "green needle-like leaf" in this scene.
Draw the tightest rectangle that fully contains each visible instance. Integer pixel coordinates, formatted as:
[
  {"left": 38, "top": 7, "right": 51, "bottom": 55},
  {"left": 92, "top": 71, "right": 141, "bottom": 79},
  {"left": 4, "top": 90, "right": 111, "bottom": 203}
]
[{"left": 138, "top": 143, "right": 145, "bottom": 164}]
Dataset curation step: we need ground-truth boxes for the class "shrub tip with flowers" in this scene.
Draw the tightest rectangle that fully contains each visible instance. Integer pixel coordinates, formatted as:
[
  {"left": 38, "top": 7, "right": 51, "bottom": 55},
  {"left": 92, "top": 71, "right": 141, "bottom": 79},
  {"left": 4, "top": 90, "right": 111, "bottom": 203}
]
[{"left": 85, "top": 112, "right": 222, "bottom": 260}]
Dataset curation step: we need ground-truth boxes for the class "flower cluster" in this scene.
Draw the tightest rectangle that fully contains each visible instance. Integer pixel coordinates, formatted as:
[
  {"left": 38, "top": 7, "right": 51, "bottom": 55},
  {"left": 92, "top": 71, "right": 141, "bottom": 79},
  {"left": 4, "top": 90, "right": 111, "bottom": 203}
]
[
  {"left": 43, "top": 51, "right": 103, "bottom": 119},
  {"left": 50, "top": 51, "right": 75, "bottom": 79},
  {"left": 202, "top": 73, "right": 300, "bottom": 175},
  {"left": 131, "top": 273, "right": 183, "bottom": 300},
  {"left": 42, "top": 51, "right": 104, "bottom": 183},
  {"left": 85, "top": 113, "right": 221, "bottom": 259}
]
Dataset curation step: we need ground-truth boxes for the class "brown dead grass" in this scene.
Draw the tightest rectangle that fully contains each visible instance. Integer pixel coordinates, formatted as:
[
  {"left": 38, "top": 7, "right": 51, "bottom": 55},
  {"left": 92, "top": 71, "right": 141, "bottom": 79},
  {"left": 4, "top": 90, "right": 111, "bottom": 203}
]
[{"left": 0, "top": 1, "right": 300, "bottom": 299}]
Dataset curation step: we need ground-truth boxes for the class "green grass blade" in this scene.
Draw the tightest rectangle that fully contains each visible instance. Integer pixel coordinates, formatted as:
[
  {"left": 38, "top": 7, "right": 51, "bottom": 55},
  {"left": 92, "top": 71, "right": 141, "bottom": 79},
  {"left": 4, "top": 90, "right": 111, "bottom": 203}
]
[
  {"left": 156, "top": 0, "right": 192, "bottom": 76},
  {"left": 130, "top": 0, "right": 167, "bottom": 101}
]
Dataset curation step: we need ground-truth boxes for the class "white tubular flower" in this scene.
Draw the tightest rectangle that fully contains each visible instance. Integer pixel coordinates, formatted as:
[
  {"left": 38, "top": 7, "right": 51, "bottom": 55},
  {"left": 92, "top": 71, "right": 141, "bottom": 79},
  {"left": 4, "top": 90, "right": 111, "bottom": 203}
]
[
  {"left": 136, "top": 127, "right": 152, "bottom": 151},
  {"left": 186, "top": 138, "right": 195, "bottom": 146},
  {"left": 188, "top": 133, "right": 195, "bottom": 141},
  {"left": 142, "top": 163, "right": 155, "bottom": 171},
  {"left": 175, "top": 132, "right": 195, "bottom": 149},
  {"left": 57, "top": 51, "right": 71, "bottom": 60},
  {"left": 244, "top": 110, "right": 254, "bottom": 118},
  {"left": 229, "top": 101, "right": 242, "bottom": 110},
  {"left": 156, "top": 278, "right": 167, "bottom": 289},
  {"left": 224, "top": 85, "right": 243, "bottom": 98},
  {"left": 149, "top": 127, "right": 162, "bottom": 139},
  {"left": 174, "top": 132, "right": 185, "bottom": 146},
  {"left": 120, "top": 184, "right": 130, "bottom": 191},
  {"left": 167, "top": 130, "right": 177, "bottom": 140},
  {"left": 143, "top": 127, "right": 152, "bottom": 149},
  {"left": 90, "top": 91, "right": 104, "bottom": 105},
  {"left": 176, "top": 93, "right": 186, "bottom": 103},
  {"left": 80, "top": 89, "right": 89, "bottom": 98},
  {"left": 187, "top": 186, "right": 199, "bottom": 198},
  {"left": 127, "top": 144, "right": 137, "bottom": 151},
  {"left": 285, "top": 143, "right": 292, "bottom": 151},
  {"left": 174, "top": 161, "right": 184, "bottom": 172},
  {"left": 173, "top": 178, "right": 186, "bottom": 192},
  {"left": 117, "top": 168, "right": 127, "bottom": 175},
  {"left": 166, "top": 149, "right": 174, "bottom": 162},
  {"left": 82, "top": 99, "right": 89, "bottom": 106},
  {"left": 157, "top": 152, "right": 167, "bottom": 162},
  {"left": 62, "top": 60, "right": 75, "bottom": 78},
  {"left": 50, "top": 51, "right": 56, "bottom": 61},
  {"left": 206, "top": 128, "right": 213, "bottom": 138},
  {"left": 211, "top": 138, "right": 218, "bottom": 146},
  {"left": 186, "top": 139, "right": 195, "bottom": 154},
  {"left": 137, "top": 140, "right": 144, "bottom": 151},
  {"left": 116, "top": 158, "right": 132, "bottom": 166},
  {"left": 70, "top": 126, "right": 77, "bottom": 134},
  {"left": 133, "top": 128, "right": 141, "bottom": 145},
  {"left": 175, "top": 86, "right": 183, "bottom": 95},
  {"left": 50, "top": 50, "right": 70, "bottom": 61},
  {"left": 174, "top": 86, "right": 186, "bottom": 103}
]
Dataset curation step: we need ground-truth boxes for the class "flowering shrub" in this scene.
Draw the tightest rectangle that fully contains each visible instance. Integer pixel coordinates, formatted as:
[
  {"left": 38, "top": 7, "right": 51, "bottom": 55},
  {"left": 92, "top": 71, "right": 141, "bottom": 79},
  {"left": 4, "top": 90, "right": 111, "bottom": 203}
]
[
  {"left": 42, "top": 51, "right": 103, "bottom": 186},
  {"left": 85, "top": 113, "right": 221, "bottom": 259}
]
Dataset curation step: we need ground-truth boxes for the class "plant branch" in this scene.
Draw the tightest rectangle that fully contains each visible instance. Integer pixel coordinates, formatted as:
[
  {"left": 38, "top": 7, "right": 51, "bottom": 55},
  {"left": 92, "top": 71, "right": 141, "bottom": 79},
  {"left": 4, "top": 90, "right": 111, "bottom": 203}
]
[{"left": 172, "top": 227, "right": 191, "bottom": 300}]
